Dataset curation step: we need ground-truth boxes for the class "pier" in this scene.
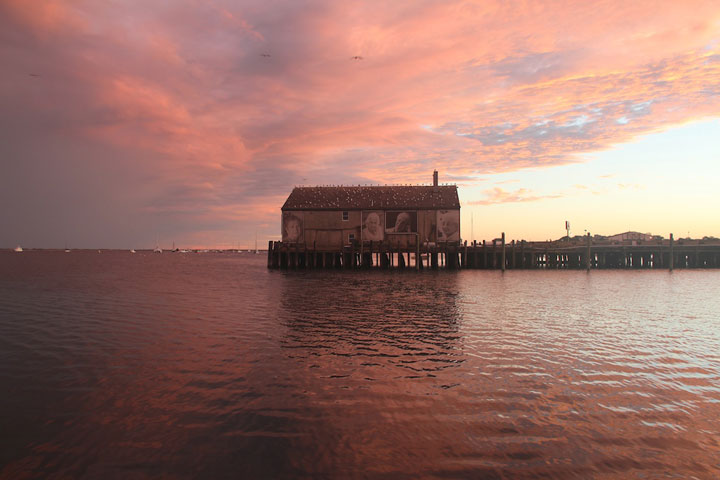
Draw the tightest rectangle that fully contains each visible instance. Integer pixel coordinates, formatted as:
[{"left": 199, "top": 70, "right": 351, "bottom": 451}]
[{"left": 267, "top": 233, "right": 720, "bottom": 270}]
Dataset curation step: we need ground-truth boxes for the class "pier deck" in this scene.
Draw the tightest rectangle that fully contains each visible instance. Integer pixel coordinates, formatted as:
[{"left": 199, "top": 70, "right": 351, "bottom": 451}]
[{"left": 267, "top": 234, "right": 720, "bottom": 270}]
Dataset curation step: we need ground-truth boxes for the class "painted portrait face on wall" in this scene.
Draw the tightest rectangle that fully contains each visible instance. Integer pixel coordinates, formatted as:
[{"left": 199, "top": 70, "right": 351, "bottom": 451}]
[
  {"left": 282, "top": 212, "right": 304, "bottom": 243},
  {"left": 362, "top": 211, "right": 384, "bottom": 241},
  {"left": 437, "top": 210, "right": 459, "bottom": 242},
  {"left": 385, "top": 211, "right": 417, "bottom": 234}
]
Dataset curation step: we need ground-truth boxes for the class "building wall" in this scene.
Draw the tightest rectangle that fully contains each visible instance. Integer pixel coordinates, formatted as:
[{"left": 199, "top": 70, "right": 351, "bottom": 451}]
[
  {"left": 608, "top": 232, "right": 653, "bottom": 242},
  {"left": 282, "top": 208, "right": 461, "bottom": 249}
]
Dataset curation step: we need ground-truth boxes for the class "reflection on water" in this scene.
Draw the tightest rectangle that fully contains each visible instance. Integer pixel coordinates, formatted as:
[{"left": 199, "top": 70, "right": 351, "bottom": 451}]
[{"left": 1, "top": 251, "right": 719, "bottom": 478}]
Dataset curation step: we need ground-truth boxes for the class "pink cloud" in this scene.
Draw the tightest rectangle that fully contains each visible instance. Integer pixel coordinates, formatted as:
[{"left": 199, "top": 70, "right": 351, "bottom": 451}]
[
  {"left": 468, "top": 187, "right": 563, "bottom": 205},
  {"left": 2, "top": 0, "right": 720, "bottom": 246}
]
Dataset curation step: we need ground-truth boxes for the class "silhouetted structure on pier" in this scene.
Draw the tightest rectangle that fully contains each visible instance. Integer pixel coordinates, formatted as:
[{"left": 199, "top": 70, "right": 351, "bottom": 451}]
[{"left": 268, "top": 174, "right": 720, "bottom": 270}]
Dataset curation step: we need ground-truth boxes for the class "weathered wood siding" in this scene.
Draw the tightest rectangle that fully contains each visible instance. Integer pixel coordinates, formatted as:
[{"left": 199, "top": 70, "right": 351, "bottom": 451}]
[{"left": 282, "top": 208, "right": 460, "bottom": 250}]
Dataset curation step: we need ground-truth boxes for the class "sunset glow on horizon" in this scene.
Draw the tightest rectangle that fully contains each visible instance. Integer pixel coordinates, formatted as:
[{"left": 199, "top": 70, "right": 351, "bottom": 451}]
[{"left": 2, "top": 0, "right": 719, "bottom": 249}]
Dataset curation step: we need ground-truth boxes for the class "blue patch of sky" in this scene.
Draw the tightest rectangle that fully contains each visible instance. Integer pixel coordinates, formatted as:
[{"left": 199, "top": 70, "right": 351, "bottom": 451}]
[{"left": 476, "top": 118, "right": 720, "bottom": 199}]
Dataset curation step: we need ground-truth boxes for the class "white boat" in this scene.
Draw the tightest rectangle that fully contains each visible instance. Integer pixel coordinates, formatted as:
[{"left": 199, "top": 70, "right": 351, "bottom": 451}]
[
  {"left": 14, "top": 245, "right": 23, "bottom": 252},
  {"left": 130, "top": 249, "right": 136, "bottom": 253},
  {"left": 153, "top": 246, "right": 162, "bottom": 253}
]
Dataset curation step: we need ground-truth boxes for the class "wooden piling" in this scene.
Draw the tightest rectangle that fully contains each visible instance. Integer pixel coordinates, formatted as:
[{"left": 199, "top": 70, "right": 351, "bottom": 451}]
[
  {"left": 511, "top": 240, "right": 516, "bottom": 269},
  {"left": 586, "top": 232, "right": 591, "bottom": 271},
  {"left": 416, "top": 237, "right": 421, "bottom": 270},
  {"left": 669, "top": 233, "right": 674, "bottom": 271},
  {"left": 501, "top": 233, "right": 506, "bottom": 272},
  {"left": 482, "top": 240, "right": 487, "bottom": 269}
]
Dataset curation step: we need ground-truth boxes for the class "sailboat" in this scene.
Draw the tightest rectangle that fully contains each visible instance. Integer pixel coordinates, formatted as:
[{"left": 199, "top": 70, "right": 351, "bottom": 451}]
[
  {"left": 154, "top": 234, "right": 162, "bottom": 253},
  {"left": 255, "top": 232, "right": 259, "bottom": 254},
  {"left": 14, "top": 245, "right": 22, "bottom": 252}
]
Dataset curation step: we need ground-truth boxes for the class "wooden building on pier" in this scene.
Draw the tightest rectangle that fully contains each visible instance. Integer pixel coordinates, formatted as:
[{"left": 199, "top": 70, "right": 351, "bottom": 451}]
[{"left": 280, "top": 171, "right": 460, "bottom": 251}]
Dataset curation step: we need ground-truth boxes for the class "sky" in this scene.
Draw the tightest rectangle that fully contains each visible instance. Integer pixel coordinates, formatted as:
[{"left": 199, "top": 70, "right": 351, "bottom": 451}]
[{"left": 1, "top": 0, "right": 719, "bottom": 249}]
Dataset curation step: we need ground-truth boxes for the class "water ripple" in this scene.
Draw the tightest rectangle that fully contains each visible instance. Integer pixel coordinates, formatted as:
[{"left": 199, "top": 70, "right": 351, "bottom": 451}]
[{"left": 1, "top": 252, "right": 719, "bottom": 478}]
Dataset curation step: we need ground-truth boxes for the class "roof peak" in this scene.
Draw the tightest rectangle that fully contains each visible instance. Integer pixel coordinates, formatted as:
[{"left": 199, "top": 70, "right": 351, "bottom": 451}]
[{"left": 284, "top": 184, "right": 460, "bottom": 210}]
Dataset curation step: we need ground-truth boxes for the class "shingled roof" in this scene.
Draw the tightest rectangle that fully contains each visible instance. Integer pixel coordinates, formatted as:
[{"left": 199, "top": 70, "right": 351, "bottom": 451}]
[{"left": 282, "top": 185, "right": 459, "bottom": 210}]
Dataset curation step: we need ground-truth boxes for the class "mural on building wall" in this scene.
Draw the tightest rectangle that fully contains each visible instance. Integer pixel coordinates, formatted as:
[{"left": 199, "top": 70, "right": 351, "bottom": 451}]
[
  {"left": 421, "top": 210, "right": 436, "bottom": 243},
  {"left": 386, "top": 211, "right": 417, "bottom": 234},
  {"left": 437, "top": 210, "right": 460, "bottom": 242},
  {"left": 362, "top": 211, "right": 384, "bottom": 241},
  {"left": 282, "top": 212, "right": 304, "bottom": 243}
]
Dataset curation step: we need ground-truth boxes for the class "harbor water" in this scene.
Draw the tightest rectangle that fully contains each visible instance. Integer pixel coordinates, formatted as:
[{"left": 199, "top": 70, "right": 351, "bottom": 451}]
[{"left": 1, "top": 251, "right": 719, "bottom": 478}]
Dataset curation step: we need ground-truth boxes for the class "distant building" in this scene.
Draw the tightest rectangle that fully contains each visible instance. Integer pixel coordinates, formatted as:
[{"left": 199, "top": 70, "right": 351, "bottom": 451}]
[
  {"left": 607, "top": 231, "right": 654, "bottom": 242},
  {"left": 280, "top": 171, "right": 460, "bottom": 249}
]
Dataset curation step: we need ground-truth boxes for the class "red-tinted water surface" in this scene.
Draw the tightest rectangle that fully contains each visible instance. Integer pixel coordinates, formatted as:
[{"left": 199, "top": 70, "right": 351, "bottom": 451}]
[{"left": 1, "top": 250, "right": 719, "bottom": 478}]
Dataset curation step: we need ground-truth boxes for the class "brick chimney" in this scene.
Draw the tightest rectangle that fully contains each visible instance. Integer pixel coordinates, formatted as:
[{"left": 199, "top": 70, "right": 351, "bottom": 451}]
[{"left": 433, "top": 170, "right": 438, "bottom": 187}]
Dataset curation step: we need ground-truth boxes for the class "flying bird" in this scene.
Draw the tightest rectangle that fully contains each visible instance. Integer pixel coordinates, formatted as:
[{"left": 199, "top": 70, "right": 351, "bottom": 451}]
[
  {"left": 260, "top": 53, "right": 271, "bottom": 57},
  {"left": 351, "top": 56, "right": 363, "bottom": 60},
  {"left": 29, "top": 73, "right": 40, "bottom": 77}
]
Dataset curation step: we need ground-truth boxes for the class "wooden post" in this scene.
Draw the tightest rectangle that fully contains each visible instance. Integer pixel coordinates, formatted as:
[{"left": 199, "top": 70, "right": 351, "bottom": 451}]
[
  {"left": 267, "top": 241, "right": 273, "bottom": 268},
  {"left": 501, "top": 233, "right": 506, "bottom": 272},
  {"left": 586, "top": 232, "right": 591, "bottom": 271},
  {"left": 511, "top": 240, "right": 516, "bottom": 269},
  {"left": 491, "top": 240, "right": 497, "bottom": 269},
  {"left": 669, "top": 233, "right": 674, "bottom": 271},
  {"left": 416, "top": 235, "right": 421, "bottom": 270},
  {"left": 471, "top": 240, "right": 476, "bottom": 269},
  {"left": 482, "top": 240, "right": 487, "bottom": 268},
  {"left": 446, "top": 244, "right": 455, "bottom": 269},
  {"left": 360, "top": 237, "right": 364, "bottom": 267}
]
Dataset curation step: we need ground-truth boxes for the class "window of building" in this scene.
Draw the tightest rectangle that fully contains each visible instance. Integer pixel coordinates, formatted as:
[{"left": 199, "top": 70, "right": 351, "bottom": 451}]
[
  {"left": 348, "top": 233, "right": 355, "bottom": 242},
  {"left": 342, "top": 211, "right": 349, "bottom": 221}
]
